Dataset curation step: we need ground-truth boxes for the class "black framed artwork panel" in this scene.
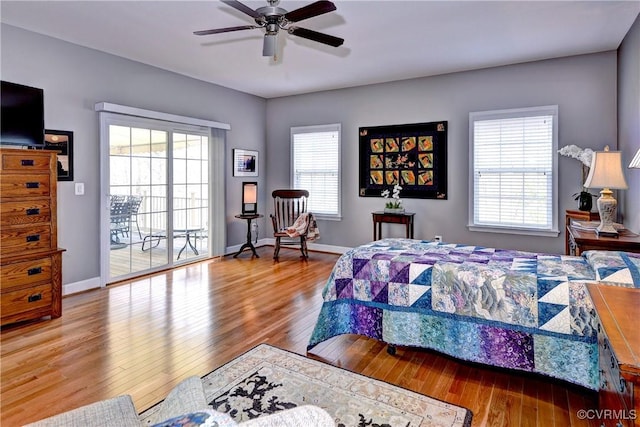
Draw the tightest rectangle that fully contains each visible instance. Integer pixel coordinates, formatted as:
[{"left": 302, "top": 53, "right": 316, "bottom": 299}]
[
  {"left": 359, "top": 121, "right": 447, "bottom": 199},
  {"left": 44, "top": 129, "right": 74, "bottom": 181}
]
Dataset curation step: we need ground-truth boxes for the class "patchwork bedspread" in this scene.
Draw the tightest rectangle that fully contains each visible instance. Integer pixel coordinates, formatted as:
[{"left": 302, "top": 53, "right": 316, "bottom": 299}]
[{"left": 308, "top": 238, "right": 640, "bottom": 390}]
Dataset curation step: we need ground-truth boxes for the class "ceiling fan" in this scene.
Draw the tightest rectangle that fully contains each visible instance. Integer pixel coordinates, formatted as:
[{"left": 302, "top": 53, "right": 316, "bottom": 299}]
[{"left": 194, "top": 0, "right": 344, "bottom": 57}]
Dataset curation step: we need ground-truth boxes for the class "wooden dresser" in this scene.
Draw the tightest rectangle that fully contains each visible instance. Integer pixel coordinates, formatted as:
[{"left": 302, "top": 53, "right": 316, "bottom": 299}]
[
  {"left": 0, "top": 149, "right": 64, "bottom": 326},
  {"left": 588, "top": 284, "right": 640, "bottom": 427}
]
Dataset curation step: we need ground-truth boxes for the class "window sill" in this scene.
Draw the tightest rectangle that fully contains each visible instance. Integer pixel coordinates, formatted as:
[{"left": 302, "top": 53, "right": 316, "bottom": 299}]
[
  {"left": 467, "top": 224, "right": 560, "bottom": 237},
  {"left": 314, "top": 214, "right": 342, "bottom": 221}
]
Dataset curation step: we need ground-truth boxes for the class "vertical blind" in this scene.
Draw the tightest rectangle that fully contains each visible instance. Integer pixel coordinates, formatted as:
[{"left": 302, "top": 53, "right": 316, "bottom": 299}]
[
  {"left": 291, "top": 124, "right": 341, "bottom": 217},
  {"left": 471, "top": 107, "right": 557, "bottom": 231}
]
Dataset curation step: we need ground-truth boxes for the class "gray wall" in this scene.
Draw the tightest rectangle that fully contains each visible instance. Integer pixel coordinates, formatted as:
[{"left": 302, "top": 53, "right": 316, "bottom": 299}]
[
  {"left": 618, "top": 14, "right": 640, "bottom": 233},
  {"left": 2, "top": 22, "right": 631, "bottom": 286},
  {"left": 1, "top": 24, "right": 267, "bottom": 285},
  {"left": 266, "top": 52, "right": 618, "bottom": 254}
]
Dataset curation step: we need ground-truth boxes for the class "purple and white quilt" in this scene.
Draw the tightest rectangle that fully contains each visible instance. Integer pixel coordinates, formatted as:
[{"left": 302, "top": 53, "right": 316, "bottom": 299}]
[{"left": 308, "top": 238, "right": 640, "bottom": 390}]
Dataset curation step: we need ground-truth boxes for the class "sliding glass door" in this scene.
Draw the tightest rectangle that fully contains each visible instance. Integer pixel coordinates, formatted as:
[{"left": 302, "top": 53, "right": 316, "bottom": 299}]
[{"left": 101, "top": 115, "right": 211, "bottom": 284}]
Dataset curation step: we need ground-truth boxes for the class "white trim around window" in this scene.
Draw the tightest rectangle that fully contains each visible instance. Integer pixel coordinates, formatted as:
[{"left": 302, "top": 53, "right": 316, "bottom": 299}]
[
  {"left": 291, "top": 124, "right": 341, "bottom": 220},
  {"left": 468, "top": 105, "right": 559, "bottom": 237}
]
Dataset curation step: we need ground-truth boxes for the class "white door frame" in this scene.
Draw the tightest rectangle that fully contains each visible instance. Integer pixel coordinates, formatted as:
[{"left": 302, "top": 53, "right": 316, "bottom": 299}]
[{"left": 97, "top": 105, "right": 228, "bottom": 287}]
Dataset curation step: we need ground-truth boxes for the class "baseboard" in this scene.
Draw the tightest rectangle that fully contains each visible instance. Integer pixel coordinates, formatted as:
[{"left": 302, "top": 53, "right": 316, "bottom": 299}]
[{"left": 63, "top": 276, "right": 101, "bottom": 296}]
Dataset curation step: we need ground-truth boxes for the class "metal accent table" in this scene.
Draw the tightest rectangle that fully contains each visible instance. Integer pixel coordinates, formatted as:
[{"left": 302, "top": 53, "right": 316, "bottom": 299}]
[{"left": 234, "top": 214, "right": 263, "bottom": 258}]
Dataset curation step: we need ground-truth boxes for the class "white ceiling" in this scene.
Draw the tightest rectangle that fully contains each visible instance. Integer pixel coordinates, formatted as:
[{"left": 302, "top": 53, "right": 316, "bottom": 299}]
[{"left": 2, "top": 1, "right": 639, "bottom": 99}]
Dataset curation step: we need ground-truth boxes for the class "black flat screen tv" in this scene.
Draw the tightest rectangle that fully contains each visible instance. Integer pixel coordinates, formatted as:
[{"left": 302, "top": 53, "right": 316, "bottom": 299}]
[{"left": 1, "top": 81, "right": 45, "bottom": 148}]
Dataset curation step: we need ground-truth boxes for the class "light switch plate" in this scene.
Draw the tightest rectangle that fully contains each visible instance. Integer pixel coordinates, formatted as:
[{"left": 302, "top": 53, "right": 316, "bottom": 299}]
[{"left": 74, "top": 182, "right": 85, "bottom": 195}]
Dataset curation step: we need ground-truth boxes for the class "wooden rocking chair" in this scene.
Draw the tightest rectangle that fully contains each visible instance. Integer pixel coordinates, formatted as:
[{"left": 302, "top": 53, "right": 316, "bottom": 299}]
[{"left": 270, "top": 189, "right": 310, "bottom": 260}]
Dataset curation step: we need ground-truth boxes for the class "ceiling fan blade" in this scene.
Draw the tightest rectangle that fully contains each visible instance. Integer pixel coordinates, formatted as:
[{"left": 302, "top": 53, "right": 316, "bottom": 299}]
[
  {"left": 284, "top": 0, "right": 336, "bottom": 22},
  {"left": 193, "top": 25, "right": 257, "bottom": 36},
  {"left": 220, "top": 0, "right": 261, "bottom": 19},
  {"left": 288, "top": 27, "right": 344, "bottom": 47}
]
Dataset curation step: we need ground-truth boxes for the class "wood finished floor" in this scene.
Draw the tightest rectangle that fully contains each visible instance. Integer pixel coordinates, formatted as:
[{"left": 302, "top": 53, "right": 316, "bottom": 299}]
[{"left": 1, "top": 247, "right": 599, "bottom": 426}]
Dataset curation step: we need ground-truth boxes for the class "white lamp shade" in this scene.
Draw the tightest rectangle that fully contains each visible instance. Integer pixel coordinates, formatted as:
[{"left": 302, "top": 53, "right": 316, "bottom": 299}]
[
  {"left": 583, "top": 149, "right": 628, "bottom": 189},
  {"left": 629, "top": 148, "right": 640, "bottom": 169},
  {"left": 243, "top": 184, "right": 257, "bottom": 203}
]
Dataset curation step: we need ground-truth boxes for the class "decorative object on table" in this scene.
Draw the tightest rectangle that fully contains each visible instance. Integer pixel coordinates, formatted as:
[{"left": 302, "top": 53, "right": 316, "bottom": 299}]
[
  {"left": 359, "top": 121, "right": 447, "bottom": 200},
  {"left": 241, "top": 182, "right": 257, "bottom": 214},
  {"left": 558, "top": 144, "right": 595, "bottom": 211},
  {"left": 583, "top": 146, "right": 628, "bottom": 237},
  {"left": 233, "top": 149, "right": 258, "bottom": 177},
  {"left": 381, "top": 184, "right": 403, "bottom": 213},
  {"left": 630, "top": 148, "right": 640, "bottom": 168},
  {"left": 572, "top": 190, "right": 596, "bottom": 212},
  {"left": 140, "top": 344, "right": 473, "bottom": 427},
  {"left": 44, "top": 129, "right": 74, "bottom": 181}
]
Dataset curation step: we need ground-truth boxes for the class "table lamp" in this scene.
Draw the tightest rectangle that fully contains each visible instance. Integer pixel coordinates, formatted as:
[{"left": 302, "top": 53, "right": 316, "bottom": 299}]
[
  {"left": 629, "top": 148, "right": 640, "bottom": 169},
  {"left": 583, "top": 146, "right": 628, "bottom": 237},
  {"left": 242, "top": 182, "right": 257, "bottom": 215}
]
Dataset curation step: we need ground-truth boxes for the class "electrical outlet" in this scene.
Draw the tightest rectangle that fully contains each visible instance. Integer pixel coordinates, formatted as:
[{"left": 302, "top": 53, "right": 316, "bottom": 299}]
[
  {"left": 434, "top": 235, "right": 442, "bottom": 242},
  {"left": 74, "top": 182, "right": 85, "bottom": 196}
]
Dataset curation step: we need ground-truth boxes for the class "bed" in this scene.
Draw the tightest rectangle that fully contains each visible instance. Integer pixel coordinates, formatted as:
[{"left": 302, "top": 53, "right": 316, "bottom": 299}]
[{"left": 307, "top": 238, "right": 640, "bottom": 390}]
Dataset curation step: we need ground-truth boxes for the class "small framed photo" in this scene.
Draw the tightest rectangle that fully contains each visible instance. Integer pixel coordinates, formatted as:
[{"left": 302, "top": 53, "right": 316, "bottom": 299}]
[
  {"left": 233, "top": 149, "right": 258, "bottom": 177},
  {"left": 44, "top": 129, "right": 74, "bottom": 181}
]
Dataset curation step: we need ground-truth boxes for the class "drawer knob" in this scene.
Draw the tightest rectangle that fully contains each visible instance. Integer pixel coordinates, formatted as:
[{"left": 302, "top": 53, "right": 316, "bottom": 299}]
[
  {"left": 26, "top": 208, "right": 40, "bottom": 216},
  {"left": 28, "top": 293, "right": 42, "bottom": 303},
  {"left": 21, "top": 159, "right": 35, "bottom": 166},
  {"left": 25, "top": 182, "right": 40, "bottom": 189},
  {"left": 26, "top": 234, "right": 41, "bottom": 243},
  {"left": 610, "top": 356, "right": 615, "bottom": 369},
  {"left": 27, "top": 267, "right": 42, "bottom": 276},
  {"left": 619, "top": 378, "right": 626, "bottom": 393}
]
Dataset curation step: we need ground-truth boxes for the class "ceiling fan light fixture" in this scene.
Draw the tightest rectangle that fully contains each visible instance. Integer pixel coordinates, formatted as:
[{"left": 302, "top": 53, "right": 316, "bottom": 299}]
[
  {"left": 263, "top": 33, "right": 277, "bottom": 56},
  {"left": 196, "top": 0, "right": 342, "bottom": 57}
]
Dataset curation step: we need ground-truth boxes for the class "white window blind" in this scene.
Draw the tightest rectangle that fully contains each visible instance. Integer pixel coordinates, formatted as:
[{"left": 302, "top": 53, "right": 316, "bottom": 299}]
[
  {"left": 469, "top": 106, "right": 558, "bottom": 235},
  {"left": 291, "top": 124, "right": 341, "bottom": 218}
]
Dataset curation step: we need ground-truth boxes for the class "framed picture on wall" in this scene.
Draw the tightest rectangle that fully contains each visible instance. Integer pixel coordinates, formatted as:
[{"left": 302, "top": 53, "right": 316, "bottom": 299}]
[
  {"left": 233, "top": 149, "right": 258, "bottom": 177},
  {"left": 359, "top": 121, "right": 447, "bottom": 199},
  {"left": 44, "top": 129, "right": 74, "bottom": 181}
]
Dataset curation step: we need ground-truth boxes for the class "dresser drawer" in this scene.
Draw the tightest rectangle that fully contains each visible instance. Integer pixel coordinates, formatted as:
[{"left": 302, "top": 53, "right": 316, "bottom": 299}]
[
  {"left": 0, "top": 173, "right": 51, "bottom": 197},
  {"left": 601, "top": 338, "right": 634, "bottom": 411},
  {"left": 0, "top": 199, "right": 51, "bottom": 227},
  {"left": 1, "top": 152, "right": 52, "bottom": 171},
  {"left": 0, "top": 257, "right": 52, "bottom": 291},
  {"left": 599, "top": 337, "right": 635, "bottom": 426},
  {"left": 0, "top": 225, "right": 52, "bottom": 256},
  {"left": 1, "top": 283, "right": 52, "bottom": 318}
]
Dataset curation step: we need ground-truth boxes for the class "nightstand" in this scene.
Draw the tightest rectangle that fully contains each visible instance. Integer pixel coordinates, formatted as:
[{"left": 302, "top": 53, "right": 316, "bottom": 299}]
[
  {"left": 567, "top": 225, "right": 640, "bottom": 256},
  {"left": 587, "top": 284, "right": 640, "bottom": 427},
  {"left": 565, "top": 210, "right": 599, "bottom": 254}
]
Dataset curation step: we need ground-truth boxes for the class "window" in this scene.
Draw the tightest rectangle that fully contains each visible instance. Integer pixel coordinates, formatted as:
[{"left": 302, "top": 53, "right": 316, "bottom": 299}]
[
  {"left": 469, "top": 106, "right": 559, "bottom": 236},
  {"left": 291, "top": 124, "right": 341, "bottom": 219}
]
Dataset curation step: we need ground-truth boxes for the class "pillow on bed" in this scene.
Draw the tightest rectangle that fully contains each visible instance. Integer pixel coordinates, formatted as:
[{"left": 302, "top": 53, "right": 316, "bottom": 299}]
[{"left": 583, "top": 251, "right": 640, "bottom": 287}]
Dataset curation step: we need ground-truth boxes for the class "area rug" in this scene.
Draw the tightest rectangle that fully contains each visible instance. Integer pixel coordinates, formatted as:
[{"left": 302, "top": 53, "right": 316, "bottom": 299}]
[{"left": 142, "top": 343, "right": 472, "bottom": 426}]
